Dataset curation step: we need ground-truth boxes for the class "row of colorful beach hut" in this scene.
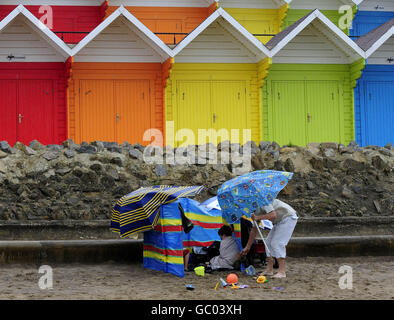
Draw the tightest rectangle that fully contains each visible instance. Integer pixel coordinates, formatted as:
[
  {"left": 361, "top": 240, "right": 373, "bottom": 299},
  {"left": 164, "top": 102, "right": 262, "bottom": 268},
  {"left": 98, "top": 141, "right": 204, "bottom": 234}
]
[{"left": 0, "top": 0, "right": 393, "bottom": 148}]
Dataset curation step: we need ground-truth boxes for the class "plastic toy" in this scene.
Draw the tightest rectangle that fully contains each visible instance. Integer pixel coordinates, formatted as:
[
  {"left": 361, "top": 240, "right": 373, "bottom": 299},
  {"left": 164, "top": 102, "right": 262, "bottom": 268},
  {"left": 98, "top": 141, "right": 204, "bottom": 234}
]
[
  {"left": 256, "top": 276, "right": 267, "bottom": 284},
  {"left": 186, "top": 284, "right": 195, "bottom": 290},
  {"left": 194, "top": 266, "right": 205, "bottom": 277},
  {"left": 219, "top": 278, "right": 228, "bottom": 287},
  {"left": 226, "top": 273, "right": 238, "bottom": 284},
  {"left": 245, "top": 265, "right": 256, "bottom": 276}
]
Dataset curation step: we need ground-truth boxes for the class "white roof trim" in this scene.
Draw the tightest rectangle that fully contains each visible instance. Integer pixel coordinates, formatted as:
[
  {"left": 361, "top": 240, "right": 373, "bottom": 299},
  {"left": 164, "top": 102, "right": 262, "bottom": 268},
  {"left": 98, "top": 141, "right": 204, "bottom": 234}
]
[
  {"left": 172, "top": 7, "right": 270, "bottom": 60},
  {"left": 71, "top": 6, "right": 173, "bottom": 62},
  {"left": 364, "top": 25, "right": 394, "bottom": 58},
  {"left": 0, "top": 5, "right": 72, "bottom": 60},
  {"left": 269, "top": 9, "right": 366, "bottom": 61}
]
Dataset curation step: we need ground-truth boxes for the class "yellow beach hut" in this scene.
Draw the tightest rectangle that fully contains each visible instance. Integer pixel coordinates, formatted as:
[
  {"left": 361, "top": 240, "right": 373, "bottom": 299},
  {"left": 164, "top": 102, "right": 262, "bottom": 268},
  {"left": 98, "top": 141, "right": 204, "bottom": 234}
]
[
  {"left": 219, "top": 0, "right": 290, "bottom": 43},
  {"left": 166, "top": 8, "right": 271, "bottom": 147}
]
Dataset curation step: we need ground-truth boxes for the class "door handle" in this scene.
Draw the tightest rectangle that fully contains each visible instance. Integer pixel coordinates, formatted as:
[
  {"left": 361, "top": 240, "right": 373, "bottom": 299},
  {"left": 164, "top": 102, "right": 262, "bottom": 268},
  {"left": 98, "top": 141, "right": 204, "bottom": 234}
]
[
  {"left": 213, "top": 113, "right": 216, "bottom": 123},
  {"left": 116, "top": 113, "right": 120, "bottom": 123},
  {"left": 307, "top": 113, "right": 311, "bottom": 123},
  {"left": 18, "top": 113, "right": 24, "bottom": 124}
]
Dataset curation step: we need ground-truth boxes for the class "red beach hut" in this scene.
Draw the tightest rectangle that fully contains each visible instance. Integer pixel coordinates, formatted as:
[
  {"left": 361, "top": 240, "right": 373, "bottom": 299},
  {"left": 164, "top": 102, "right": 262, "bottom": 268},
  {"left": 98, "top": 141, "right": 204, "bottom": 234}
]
[
  {"left": 0, "top": 0, "right": 106, "bottom": 44},
  {"left": 0, "top": 5, "right": 72, "bottom": 146}
]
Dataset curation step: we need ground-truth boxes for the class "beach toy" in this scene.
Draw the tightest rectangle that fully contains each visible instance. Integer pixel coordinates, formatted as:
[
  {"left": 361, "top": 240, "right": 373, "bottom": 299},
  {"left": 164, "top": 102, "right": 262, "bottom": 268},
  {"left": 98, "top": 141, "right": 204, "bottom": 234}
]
[
  {"left": 186, "top": 284, "right": 195, "bottom": 291},
  {"left": 239, "top": 285, "right": 249, "bottom": 289},
  {"left": 194, "top": 266, "right": 205, "bottom": 277},
  {"left": 245, "top": 265, "right": 256, "bottom": 276},
  {"left": 219, "top": 278, "right": 228, "bottom": 287},
  {"left": 256, "top": 276, "right": 267, "bottom": 284},
  {"left": 214, "top": 282, "right": 219, "bottom": 291},
  {"left": 273, "top": 286, "right": 284, "bottom": 292},
  {"left": 227, "top": 273, "right": 238, "bottom": 284}
]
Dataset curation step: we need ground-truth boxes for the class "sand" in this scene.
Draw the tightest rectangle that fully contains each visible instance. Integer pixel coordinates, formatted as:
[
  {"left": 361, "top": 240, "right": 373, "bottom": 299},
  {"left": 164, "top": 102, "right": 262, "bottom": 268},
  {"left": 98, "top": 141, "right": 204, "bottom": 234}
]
[{"left": 0, "top": 256, "right": 393, "bottom": 300}]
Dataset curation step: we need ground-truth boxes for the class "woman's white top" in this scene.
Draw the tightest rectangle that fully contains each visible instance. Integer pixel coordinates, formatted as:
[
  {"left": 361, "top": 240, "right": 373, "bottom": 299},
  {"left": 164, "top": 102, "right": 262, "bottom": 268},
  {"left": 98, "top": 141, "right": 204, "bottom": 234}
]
[{"left": 256, "top": 199, "right": 297, "bottom": 225}]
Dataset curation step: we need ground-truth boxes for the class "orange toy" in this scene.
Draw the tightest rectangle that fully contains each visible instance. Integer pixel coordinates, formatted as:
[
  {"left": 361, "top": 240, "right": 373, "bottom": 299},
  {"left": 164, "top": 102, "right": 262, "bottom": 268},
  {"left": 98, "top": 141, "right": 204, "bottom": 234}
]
[{"left": 227, "top": 273, "right": 238, "bottom": 285}]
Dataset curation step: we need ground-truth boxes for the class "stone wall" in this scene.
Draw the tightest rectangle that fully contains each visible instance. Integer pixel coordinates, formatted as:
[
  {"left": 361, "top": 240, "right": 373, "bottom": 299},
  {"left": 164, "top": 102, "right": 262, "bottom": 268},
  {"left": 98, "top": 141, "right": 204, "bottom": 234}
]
[{"left": 0, "top": 139, "right": 393, "bottom": 221}]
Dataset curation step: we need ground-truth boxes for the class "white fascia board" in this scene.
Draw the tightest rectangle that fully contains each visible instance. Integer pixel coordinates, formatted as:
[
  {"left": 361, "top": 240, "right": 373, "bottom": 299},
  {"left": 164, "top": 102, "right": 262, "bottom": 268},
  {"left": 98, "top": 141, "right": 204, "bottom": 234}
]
[
  {"left": 0, "top": 5, "right": 72, "bottom": 60},
  {"left": 314, "top": 10, "right": 366, "bottom": 59},
  {"left": 71, "top": 6, "right": 173, "bottom": 61},
  {"left": 119, "top": 7, "right": 174, "bottom": 60},
  {"left": 364, "top": 26, "right": 394, "bottom": 58},
  {"left": 269, "top": 10, "right": 365, "bottom": 59},
  {"left": 172, "top": 7, "right": 270, "bottom": 59},
  {"left": 269, "top": 11, "right": 317, "bottom": 56}
]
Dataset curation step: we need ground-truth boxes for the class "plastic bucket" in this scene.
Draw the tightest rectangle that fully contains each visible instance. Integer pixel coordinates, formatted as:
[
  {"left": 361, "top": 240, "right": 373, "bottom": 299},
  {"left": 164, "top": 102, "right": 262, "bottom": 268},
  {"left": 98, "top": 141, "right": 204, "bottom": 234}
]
[{"left": 194, "top": 266, "right": 205, "bottom": 277}]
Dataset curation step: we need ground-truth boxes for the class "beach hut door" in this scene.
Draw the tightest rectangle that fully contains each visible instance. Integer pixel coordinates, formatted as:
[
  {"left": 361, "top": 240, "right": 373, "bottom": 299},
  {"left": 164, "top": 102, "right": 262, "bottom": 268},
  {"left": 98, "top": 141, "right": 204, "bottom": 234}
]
[
  {"left": 305, "top": 81, "right": 341, "bottom": 144},
  {"left": 17, "top": 80, "right": 55, "bottom": 145}
]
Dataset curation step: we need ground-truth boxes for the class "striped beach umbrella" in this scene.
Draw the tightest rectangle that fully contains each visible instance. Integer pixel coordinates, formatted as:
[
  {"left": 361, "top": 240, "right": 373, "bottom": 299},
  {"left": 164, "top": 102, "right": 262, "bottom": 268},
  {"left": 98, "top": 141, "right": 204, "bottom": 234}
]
[{"left": 111, "top": 185, "right": 204, "bottom": 238}]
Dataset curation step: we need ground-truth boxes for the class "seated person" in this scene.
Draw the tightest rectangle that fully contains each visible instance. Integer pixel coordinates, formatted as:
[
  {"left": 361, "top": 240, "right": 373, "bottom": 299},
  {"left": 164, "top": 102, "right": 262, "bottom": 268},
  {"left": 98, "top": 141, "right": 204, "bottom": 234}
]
[
  {"left": 208, "top": 225, "right": 240, "bottom": 271},
  {"left": 184, "top": 242, "right": 220, "bottom": 271}
]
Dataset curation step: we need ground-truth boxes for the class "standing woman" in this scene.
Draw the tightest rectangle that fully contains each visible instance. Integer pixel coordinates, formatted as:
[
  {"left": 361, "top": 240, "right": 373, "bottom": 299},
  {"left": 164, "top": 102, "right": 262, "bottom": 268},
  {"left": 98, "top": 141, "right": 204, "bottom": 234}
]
[{"left": 241, "top": 199, "right": 298, "bottom": 278}]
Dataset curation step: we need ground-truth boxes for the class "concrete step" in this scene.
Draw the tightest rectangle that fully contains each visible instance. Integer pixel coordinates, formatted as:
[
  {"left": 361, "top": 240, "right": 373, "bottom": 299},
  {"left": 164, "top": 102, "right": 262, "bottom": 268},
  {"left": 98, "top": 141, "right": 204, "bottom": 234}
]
[
  {"left": 0, "top": 235, "right": 392, "bottom": 264},
  {"left": 0, "top": 216, "right": 393, "bottom": 240}
]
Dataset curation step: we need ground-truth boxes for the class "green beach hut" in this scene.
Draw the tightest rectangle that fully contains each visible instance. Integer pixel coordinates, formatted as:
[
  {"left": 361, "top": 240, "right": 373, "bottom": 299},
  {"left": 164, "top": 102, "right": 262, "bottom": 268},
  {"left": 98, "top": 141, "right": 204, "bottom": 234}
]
[
  {"left": 263, "top": 9, "right": 365, "bottom": 147},
  {"left": 282, "top": 0, "right": 359, "bottom": 34}
]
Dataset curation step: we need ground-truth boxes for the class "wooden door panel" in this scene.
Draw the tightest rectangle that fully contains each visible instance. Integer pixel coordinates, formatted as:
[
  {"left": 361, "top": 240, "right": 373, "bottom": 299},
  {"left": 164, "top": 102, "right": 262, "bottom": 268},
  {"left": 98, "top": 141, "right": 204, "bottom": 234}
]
[
  {"left": 18, "top": 80, "right": 54, "bottom": 145},
  {"left": 78, "top": 80, "right": 116, "bottom": 143},
  {"left": 115, "top": 80, "right": 152, "bottom": 145},
  {"left": 0, "top": 80, "right": 17, "bottom": 145}
]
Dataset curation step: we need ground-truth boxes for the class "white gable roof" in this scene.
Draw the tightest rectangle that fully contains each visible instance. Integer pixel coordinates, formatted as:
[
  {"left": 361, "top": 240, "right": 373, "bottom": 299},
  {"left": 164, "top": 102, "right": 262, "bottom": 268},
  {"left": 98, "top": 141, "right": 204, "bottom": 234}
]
[
  {"left": 355, "top": 18, "right": 394, "bottom": 64},
  {"left": 266, "top": 9, "right": 365, "bottom": 63},
  {"left": 71, "top": 6, "right": 173, "bottom": 62},
  {"left": 172, "top": 7, "right": 270, "bottom": 62},
  {"left": 0, "top": 5, "right": 71, "bottom": 62}
]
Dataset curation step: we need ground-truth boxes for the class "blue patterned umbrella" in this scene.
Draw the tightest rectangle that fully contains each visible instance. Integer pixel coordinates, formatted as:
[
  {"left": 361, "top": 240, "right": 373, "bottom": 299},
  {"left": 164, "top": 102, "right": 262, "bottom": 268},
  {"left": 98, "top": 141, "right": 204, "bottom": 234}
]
[
  {"left": 217, "top": 170, "right": 293, "bottom": 224},
  {"left": 111, "top": 185, "right": 204, "bottom": 238}
]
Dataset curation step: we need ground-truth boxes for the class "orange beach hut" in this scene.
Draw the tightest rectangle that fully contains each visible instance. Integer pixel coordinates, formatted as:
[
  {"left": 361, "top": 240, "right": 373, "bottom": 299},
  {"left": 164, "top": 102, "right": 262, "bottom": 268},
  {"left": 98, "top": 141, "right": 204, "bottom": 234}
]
[
  {"left": 68, "top": 6, "right": 173, "bottom": 145},
  {"left": 104, "top": 0, "right": 218, "bottom": 45}
]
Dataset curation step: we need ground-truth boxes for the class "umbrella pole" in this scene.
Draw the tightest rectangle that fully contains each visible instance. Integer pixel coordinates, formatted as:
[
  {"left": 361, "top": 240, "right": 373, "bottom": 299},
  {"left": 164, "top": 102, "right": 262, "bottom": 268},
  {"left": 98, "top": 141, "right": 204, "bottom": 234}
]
[{"left": 254, "top": 220, "right": 271, "bottom": 257}]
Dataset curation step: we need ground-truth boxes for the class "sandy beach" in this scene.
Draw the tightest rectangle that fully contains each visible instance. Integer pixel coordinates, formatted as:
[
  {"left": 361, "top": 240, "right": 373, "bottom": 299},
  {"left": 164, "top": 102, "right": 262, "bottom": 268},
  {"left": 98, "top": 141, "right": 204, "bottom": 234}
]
[{"left": 0, "top": 256, "right": 392, "bottom": 300}]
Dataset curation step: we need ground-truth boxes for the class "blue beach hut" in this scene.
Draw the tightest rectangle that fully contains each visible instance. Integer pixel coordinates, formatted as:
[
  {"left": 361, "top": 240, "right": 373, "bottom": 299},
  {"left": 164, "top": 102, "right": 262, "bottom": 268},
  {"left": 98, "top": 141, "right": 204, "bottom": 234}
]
[
  {"left": 354, "top": 18, "right": 394, "bottom": 147},
  {"left": 350, "top": 0, "right": 394, "bottom": 39}
]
